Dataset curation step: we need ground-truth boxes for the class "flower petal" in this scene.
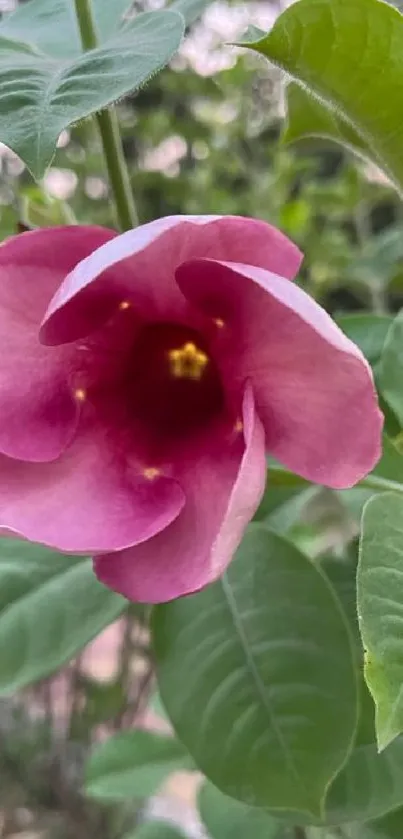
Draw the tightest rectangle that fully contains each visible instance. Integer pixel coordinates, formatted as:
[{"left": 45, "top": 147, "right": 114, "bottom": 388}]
[
  {"left": 0, "top": 226, "right": 116, "bottom": 461},
  {"left": 177, "top": 259, "right": 383, "bottom": 489},
  {"left": 41, "top": 215, "right": 302, "bottom": 345},
  {"left": 0, "top": 417, "right": 184, "bottom": 552},
  {"left": 94, "top": 386, "right": 266, "bottom": 603}
]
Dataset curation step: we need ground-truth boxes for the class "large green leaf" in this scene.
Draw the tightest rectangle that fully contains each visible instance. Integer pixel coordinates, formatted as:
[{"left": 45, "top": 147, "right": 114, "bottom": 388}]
[
  {"left": 85, "top": 729, "right": 193, "bottom": 801},
  {"left": 0, "top": 0, "right": 132, "bottom": 58},
  {"left": 246, "top": 0, "right": 403, "bottom": 193},
  {"left": 378, "top": 310, "right": 403, "bottom": 427},
  {"left": 196, "top": 545, "right": 403, "bottom": 832},
  {"left": 0, "top": 10, "right": 184, "bottom": 178},
  {"left": 358, "top": 492, "right": 403, "bottom": 750},
  {"left": 0, "top": 540, "right": 126, "bottom": 693},
  {"left": 284, "top": 82, "right": 371, "bottom": 161},
  {"left": 198, "top": 781, "right": 288, "bottom": 839},
  {"left": 153, "top": 525, "right": 358, "bottom": 818}
]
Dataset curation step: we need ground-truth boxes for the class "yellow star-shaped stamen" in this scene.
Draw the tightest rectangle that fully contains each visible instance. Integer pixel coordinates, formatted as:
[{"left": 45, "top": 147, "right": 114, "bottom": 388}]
[{"left": 168, "top": 342, "right": 208, "bottom": 381}]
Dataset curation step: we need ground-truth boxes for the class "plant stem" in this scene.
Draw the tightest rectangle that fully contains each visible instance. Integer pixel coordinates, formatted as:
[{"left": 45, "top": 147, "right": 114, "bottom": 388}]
[
  {"left": 96, "top": 110, "right": 138, "bottom": 230},
  {"left": 72, "top": 0, "right": 138, "bottom": 231},
  {"left": 269, "top": 462, "right": 403, "bottom": 496}
]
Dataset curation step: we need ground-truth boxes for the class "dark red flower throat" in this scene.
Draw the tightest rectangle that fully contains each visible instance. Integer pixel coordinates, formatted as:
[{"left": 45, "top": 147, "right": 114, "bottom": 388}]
[{"left": 127, "top": 322, "right": 225, "bottom": 439}]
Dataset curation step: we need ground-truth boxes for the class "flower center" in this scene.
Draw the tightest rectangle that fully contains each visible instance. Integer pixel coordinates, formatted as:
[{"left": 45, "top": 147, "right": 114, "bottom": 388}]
[
  {"left": 127, "top": 323, "right": 224, "bottom": 442},
  {"left": 168, "top": 341, "right": 208, "bottom": 381}
]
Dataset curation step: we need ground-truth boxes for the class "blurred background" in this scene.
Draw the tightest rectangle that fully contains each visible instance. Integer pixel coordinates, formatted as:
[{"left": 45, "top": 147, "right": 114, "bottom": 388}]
[{"left": 0, "top": 0, "right": 402, "bottom": 837}]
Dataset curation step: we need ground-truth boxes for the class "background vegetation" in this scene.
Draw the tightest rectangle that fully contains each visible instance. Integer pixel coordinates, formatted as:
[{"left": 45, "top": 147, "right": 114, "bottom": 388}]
[{"left": 1, "top": 1, "right": 402, "bottom": 836}]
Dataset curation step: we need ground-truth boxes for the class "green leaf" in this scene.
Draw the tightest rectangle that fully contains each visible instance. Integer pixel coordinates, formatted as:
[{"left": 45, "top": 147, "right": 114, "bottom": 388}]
[
  {"left": 169, "top": 0, "right": 213, "bottom": 26},
  {"left": 199, "top": 738, "right": 403, "bottom": 828},
  {"left": 358, "top": 492, "right": 403, "bottom": 750},
  {"left": 239, "top": 25, "right": 267, "bottom": 44},
  {"left": 338, "top": 434, "right": 403, "bottom": 521},
  {"left": 152, "top": 525, "right": 358, "bottom": 818},
  {"left": 246, "top": 0, "right": 403, "bottom": 193},
  {"left": 85, "top": 729, "right": 193, "bottom": 801},
  {"left": 21, "top": 188, "right": 76, "bottom": 228},
  {"left": 334, "top": 314, "right": 393, "bottom": 366},
  {"left": 348, "top": 230, "right": 403, "bottom": 292},
  {"left": 126, "top": 823, "right": 187, "bottom": 839},
  {"left": 198, "top": 781, "right": 285, "bottom": 839},
  {"left": 0, "top": 540, "right": 126, "bottom": 693},
  {"left": 0, "top": 10, "right": 184, "bottom": 178},
  {"left": 347, "top": 806, "right": 403, "bottom": 839},
  {"left": 254, "top": 484, "right": 318, "bottom": 533},
  {"left": 266, "top": 462, "right": 309, "bottom": 489},
  {"left": 320, "top": 554, "right": 360, "bottom": 660},
  {"left": 284, "top": 82, "right": 370, "bottom": 161},
  {"left": 0, "top": 0, "right": 132, "bottom": 58},
  {"left": 320, "top": 555, "right": 403, "bottom": 824},
  {"left": 378, "top": 310, "right": 403, "bottom": 427},
  {"left": 326, "top": 736, "right": 403, "bottom": 823},
  {"left": 370, "top": 436, "right": 403, "bottom": 493}
]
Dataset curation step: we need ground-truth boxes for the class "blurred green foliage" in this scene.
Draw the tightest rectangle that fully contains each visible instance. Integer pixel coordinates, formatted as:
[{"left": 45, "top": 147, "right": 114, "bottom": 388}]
[
  {"left": 3, "top": 18, "right": 403, "bottom": 319},
  {"left": 1, "top": 1, "right": 403, "bottom": 836}
]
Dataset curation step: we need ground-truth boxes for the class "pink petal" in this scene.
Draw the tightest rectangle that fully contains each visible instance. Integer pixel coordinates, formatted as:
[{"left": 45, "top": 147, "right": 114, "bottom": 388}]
[
  {"left": 177, "top": 259, "right": 383, "bottom": 489},
  {"left": 41, "top": 215, "right": 302, "bottom": 345},
  {"left": 0, "top": 414, "right": 185, "bottom": 553},
  {"left": 94, "top": 386, "right": 266, "bottom": 603},
  {"left": 0, "top": 226, "right": 116, "bottom": 461}
]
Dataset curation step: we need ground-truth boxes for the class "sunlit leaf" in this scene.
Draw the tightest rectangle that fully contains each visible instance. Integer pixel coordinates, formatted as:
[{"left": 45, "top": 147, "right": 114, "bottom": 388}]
[
  {"left": 246, "top": 0, "right": 403, "bottom": 193},
  {"left": 358, "top": 492, "right": 403, "bottom": 750},
  {"left": 284, "top": 82, "right": 370, "bottom": 161}
]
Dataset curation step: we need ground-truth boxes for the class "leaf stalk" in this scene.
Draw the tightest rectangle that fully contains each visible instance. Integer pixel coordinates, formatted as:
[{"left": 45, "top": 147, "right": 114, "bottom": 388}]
[{"left": 73, "top": 0, "right": 138, "bottom": 231}]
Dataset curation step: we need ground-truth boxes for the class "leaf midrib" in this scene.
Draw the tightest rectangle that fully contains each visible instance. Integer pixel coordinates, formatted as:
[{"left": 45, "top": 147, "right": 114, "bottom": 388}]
[{"left": 220, "top": 573, "right": 306, "bottom": 796}]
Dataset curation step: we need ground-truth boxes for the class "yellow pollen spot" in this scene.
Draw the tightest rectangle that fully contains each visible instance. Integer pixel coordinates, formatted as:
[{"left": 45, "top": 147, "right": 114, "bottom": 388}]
[
  {"left": 74, "top": 388, "right": 86, "bottom": 402},
  {"left": 214, "top": 317, "right": 225, "bottom": 329},
  {"left": 168, "top": 341, "right": 208, "bottom": 381},
  {"left": 119, "top": 300, "right": 131, "bottom": 311},
  {"left": 143, "top": 467, "right": 161, "bottom": 481},
  {"left": 234, "top": 419, "right": 243, "bottom": 433}
]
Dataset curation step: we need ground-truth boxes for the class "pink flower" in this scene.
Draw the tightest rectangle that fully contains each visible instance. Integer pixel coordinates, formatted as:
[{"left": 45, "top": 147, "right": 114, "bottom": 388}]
[{"left": 0, "top": 216, "right": 382, "bottom": 602}]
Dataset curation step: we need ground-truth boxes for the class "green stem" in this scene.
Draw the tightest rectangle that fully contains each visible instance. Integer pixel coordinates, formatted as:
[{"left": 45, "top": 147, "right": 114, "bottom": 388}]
[
  {"left": 359, "top": 474, "right": 403, "bottom": 494},
  {"left": 72, "top": 0, "right": 138, "bottom": 231},
  {"left": 269, "top": 464, "right": 403, "bottom": 496}
]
